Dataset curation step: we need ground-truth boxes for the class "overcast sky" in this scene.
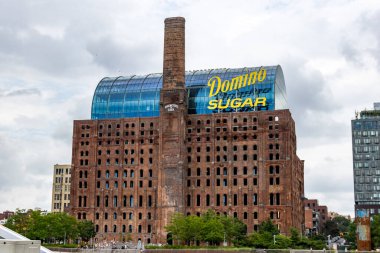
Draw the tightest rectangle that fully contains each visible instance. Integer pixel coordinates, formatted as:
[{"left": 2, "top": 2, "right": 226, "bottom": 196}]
[{"left": 0, "top": 0, "right": 380, "bottom": 217}]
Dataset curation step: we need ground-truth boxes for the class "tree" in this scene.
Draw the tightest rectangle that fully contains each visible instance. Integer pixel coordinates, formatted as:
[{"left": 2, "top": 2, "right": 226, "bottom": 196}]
[
  {"left": 333, "top": 216, "right": 351, "bottom": 234},
  {"left": 259, "top": 219, "right": 279, "bottom": 235},
  {"left": 165, "top": 212, "right": 187, "bottom": 244},
  {"left": 371, "top": 214, "right": 380, "bottom": 249},
  {"left": 221, "top": 216, "right": 247, "bottom": 245},
  {"left": 290, "top": 227, "right": 301, "bottom": 247},
  {"left": 45, "top": 212, "right": 78, "bottom": 242},
  {"left": 165, "top": 210, "right": 247, "bottom": 246},
  {"left": 245, "top": 221, "right": 325, "bottom": 250},
  {"left": 345, "top": 222, "right": 356, "bottom": 248},
  {"left": 324, "top": 220, "right": 339, "bottom": 237},
  {"left": 5, "top": 209, "right": 33, "bottom": 236},
  {"left": 78, "top": 220, "right": 96, "bottom": 242},
  {"left": 5, "top": 210, "right": 80, "bottom": 244},
  {"left": 245, "top": 220, "right": 279, "bottom": 248}
]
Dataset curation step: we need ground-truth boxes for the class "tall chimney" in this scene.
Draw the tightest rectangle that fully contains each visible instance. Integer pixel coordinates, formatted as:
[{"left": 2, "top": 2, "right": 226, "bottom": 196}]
[
  {"left": 163, "top": 17, "right": 185, "bottom": 89},
  {"left": 157, "top": 17, "right": 187, "bottom": 243}
]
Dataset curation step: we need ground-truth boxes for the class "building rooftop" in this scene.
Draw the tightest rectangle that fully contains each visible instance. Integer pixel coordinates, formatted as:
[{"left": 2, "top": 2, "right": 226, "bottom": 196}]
[
  {"left": 91, "top": 65, "right": 288, "bottom": 119},
  {"left": 356, "top": 102, "right": 380, "bottom": 119}
]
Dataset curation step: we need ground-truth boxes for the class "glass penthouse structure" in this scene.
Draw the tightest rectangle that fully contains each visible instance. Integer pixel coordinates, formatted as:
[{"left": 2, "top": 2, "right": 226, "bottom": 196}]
[{"left": 91, "top": 66, "right": 288, "bottom": 119}]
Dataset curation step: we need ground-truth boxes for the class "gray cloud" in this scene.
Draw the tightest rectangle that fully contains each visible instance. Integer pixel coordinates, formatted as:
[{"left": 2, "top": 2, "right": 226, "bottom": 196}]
[
  {"left": 285, "top": 59, "right": 339, "bottom": 113},
  {"left": 86, "top": 37, "right": 161, "bottom": 74},
  {"left": 282, "top": 59, "right": 347, "bottom": 143},
  {"left": 0, "top": 88, "right": 41, "bottom": 97},
  {"left": 362, "top": 10, "right": 380, "bottom": 66}
]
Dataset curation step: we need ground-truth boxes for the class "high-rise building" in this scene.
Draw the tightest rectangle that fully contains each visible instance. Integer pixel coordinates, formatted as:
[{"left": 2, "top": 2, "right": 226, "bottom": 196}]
[
  {"left": 51, "top": 164, "right": 72, "bottom": 213},
  {"left": 69, "top": 17, "right": 305, "bottom": 243},
  {"left": 352, "top": 103, "right": 380, "bottom": 216}
]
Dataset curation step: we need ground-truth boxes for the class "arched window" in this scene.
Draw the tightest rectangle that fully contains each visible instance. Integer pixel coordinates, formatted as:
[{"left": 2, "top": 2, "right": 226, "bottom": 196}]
[{"left": 113, "top": 196, "right": 118, "bottom": 207}]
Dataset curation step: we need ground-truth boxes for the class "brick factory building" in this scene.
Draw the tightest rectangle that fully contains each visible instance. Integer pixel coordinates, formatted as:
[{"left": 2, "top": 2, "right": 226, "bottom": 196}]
[{"left": 69, "top": 17, "right": 305, "bottom": 243}]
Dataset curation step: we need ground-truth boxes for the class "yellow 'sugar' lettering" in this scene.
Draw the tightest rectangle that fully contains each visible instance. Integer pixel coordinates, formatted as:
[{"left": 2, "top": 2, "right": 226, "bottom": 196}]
[{"left": 207, "top": 97, "right": 267, "bottom": 110}]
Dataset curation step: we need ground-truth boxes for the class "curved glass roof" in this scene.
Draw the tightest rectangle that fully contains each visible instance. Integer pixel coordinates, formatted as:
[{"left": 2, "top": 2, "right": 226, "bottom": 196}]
[{"left": 91, "top": 65, "right": 287, "bottom": 119}]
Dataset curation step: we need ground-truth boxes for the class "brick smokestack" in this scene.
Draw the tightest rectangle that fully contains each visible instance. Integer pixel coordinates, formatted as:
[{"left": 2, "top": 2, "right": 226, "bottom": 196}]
[{"left": 163, "top": 17, "right": 185, "bottom": 89}]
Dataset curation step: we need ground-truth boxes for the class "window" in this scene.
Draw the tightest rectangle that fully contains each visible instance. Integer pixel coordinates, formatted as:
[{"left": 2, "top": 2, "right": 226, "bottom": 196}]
[
  {"left": 206, "top": 194, "right": 210, "bottom": 206},
  {"left": 233, "top": 194, "right": 238, "bottom": 206},
  {"left": 123, "top": 196, "right": 127, "bottom": 207},
  {"left": 105, "top": 196, "right": 109, "bottom": 207},
  {"left": 253, "top": 193, "right": 258, "bottom": 205}
]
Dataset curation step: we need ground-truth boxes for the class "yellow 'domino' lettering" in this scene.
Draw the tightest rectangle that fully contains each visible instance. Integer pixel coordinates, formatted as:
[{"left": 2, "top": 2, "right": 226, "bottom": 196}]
[{"left": 207, "top": 68, "right": 267, "bottom": 98}]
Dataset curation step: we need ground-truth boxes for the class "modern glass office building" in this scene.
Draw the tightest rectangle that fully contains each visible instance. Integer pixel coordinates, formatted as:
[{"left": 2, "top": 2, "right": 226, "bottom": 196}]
[
  {"left": 91, "top": 66, "right": 287, "bottom": 119},
  {"left": 352, "top": 103, "right": 380, "bottom": 216}
]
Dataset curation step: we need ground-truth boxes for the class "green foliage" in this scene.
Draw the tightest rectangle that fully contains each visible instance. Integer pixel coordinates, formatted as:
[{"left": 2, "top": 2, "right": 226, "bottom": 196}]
[
  {"left": 332, "top": 216, "right": 351, "bottom": 233},
  {"left": 344, "top": 222, "right": 356, "bottom": 248},
  {"left": 245, "top": 222, "right": 325, "bottom": 250},
  {"left": 324, "top": 220, "right": 339, "bottom": 237},
  {"left": 371, "top": 214, "right": 380, "bottom": 249},
  {"left": 4, "top": 209, "right": 95, "bottom": 244},
  {"left": 78, "top": 220, "right": 96, "bottom": 242},
  {"left": 166, "top": 210, "right": 246, "bottom": 246},
  {"left": 259, "top": 219, "right": 279, "bottom": 235},
  {"left": 166, "top": 213, "right": 327, "bottom": 249},
  {"left": 290, "top": 228, "right": 301, "bottom": 246},
  {"left": 221, "top": 215, "right": 247, "bottom": 245}
]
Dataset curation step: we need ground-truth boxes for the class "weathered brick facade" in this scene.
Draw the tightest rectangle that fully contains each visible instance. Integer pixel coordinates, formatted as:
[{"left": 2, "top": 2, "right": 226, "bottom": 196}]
[{"left": 69, "top": 17, "right": 304, "bottom": 244}]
